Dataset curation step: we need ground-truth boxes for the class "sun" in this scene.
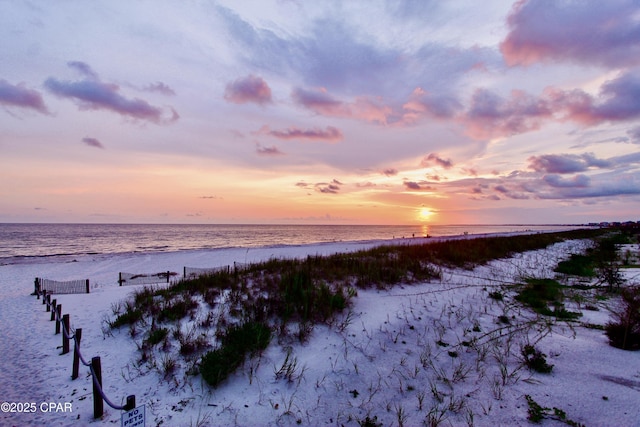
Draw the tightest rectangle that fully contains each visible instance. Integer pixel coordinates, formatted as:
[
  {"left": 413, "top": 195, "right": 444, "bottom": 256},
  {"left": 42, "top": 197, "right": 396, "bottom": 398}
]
[{"left": 418, "top": 207, "right": 433, "bottom": 222}]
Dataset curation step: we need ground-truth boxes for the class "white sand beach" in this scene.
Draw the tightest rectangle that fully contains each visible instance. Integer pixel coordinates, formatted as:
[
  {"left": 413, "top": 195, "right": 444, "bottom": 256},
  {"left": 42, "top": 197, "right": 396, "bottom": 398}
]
[{"left": 1, "top": 233, "right": 639, "bottom": 427}]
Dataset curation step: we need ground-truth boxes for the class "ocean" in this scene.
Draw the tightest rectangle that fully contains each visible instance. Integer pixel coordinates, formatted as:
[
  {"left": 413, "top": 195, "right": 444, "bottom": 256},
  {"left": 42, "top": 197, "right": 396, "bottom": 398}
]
[{"left": 0, "top": 223, "right": 582, "bottom": 264}]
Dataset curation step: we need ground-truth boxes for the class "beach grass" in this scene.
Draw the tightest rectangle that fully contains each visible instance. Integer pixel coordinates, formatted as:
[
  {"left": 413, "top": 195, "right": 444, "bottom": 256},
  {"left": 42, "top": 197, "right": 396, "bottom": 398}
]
[{"left": 108, "top": 228, "right": 614, "bottom": 390}]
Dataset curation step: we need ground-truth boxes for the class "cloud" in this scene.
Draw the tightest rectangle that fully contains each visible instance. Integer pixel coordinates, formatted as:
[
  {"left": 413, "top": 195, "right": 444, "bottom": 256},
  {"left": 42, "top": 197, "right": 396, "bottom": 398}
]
[
  {"left": 292, "top": 87, "right": 393, "bottom": 125},
  {"left": 420, "top": 153, "right": 453, "bottom": 169},
  {"left": 528, "top": 153, "right": 611, "bottom": 174},
  {"left": 545, "top": 70, "right": 640, "bottom": 125},
  {"left": 628, "top": 127, "right": 640, "bottom": 144},
  {"left": 403, "top": 87, "right": 462, "bottom": 121},
  {"left": 81, "top": 137, "right": 104, "bottom": 149},
  {"left": 462, "top": 88, "right": 552, "bottom": 139},
  {"left": 45, "top": 63, "right": 179, "bottom": 124},
  {"left": 381, "top": 168, "right": 398, "bottom": 176},
  {"left": 403, "top": 180, "right": 433, "bottom": 191},
  {"left": 315, "top": 182, "right": 341, "bottom": 194},
  {"left": 536, "top": 173, "right": 640, "bottom": 199},
  {"left": 404, "top": 181, "right": 421, "bottom": 190},
  {"left": 257, "top": 125, "right": 343, "bottom": 142},
  {"left": 457, "top": 69, "right": 640, "bottom": 139},
  {"left": 224, "top": 75, "right": 272, "bottom": 105},
  {"left": 543, "top": 174, "right": 591, "bottom": 188},
  {"left": 143, "top": 82, "right": 176, "bottom": 96},
  {"left": 218, "top": 5, "right": 498, "bottom": 105},
  {"left": 501, "top": 0, "right": 640, "bottom": 67},
  {"left": 67, "top": 61, "right": 99, "bottom": 79},
  {"left": 296, "top": 179, "right": 344, "bottom": 194},
  {"left": 256, "top": 144, "right": 284, "bottom": 156},
  {"left": 0, "top": 79, "right": 49, "bottom": 114}
]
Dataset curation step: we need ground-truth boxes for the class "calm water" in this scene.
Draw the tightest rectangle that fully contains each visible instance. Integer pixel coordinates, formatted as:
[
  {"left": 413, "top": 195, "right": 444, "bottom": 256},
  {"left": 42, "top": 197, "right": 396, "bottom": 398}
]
[{"left": 0, "top": 223, "right": 581, "bottom": 264}]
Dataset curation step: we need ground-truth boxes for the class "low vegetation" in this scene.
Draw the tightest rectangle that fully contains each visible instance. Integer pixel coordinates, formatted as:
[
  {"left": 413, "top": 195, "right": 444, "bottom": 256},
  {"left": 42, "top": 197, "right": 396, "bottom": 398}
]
[{"left": 104, "top": 226, "right": 640, "bottom": 425}]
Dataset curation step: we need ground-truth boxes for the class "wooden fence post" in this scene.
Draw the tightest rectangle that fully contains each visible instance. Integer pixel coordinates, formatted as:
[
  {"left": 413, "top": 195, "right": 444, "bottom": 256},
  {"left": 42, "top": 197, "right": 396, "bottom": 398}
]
[
  {"left": 35, "top": 278, "right": 40, "bottom": 299},
  {"left": 119, "top": 272, "right": 123, "bottom": 286},
  {"left": 50, "top": 299, "right": 57, "bottom": 320},
  {"left": 91, "top": 356, "right": 104, "bottom": 418},
  {"left": 125, "top": 395, "right": 136, "bottom": 411},
  {"left": 167, "top": 270, "right": 170, "bottom": 283},
  {"left": 45, "top": 293, "right": 50, "bottom": 311},
  {"left": 62, "top": 314, "right": 70, "bottom": 354},
  {"left": 85, "top": 279, "right": 90, "bottom": 294},
  {"left": 72, "top": 328, "right": 82, "bottom": 380},
  {"left": 55, "top": 305, "right": 62, "bottom": 334},
  {"left": 42, "top": 289, "right": 47, "bottom": 305}
]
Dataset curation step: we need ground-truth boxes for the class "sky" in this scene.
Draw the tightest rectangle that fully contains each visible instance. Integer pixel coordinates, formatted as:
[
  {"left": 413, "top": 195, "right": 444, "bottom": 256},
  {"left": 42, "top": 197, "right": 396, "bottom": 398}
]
[{"left": 1, "top": 0, "right": 640, "bottom": 225}]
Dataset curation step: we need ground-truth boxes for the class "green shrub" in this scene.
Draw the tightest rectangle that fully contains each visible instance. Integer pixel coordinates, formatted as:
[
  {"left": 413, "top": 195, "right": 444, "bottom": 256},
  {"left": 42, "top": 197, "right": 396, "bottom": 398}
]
[
  {"left": 605, "top": 286, "right": 640, "bottom": 350},
  {"left": 111, "top": 307, "right": 143, "bottom": 328},
  {"left": 555, "top": 254, "right": 595, "bottom": 277},
  {"left": 516, "top": 278, "right": 581, "bottom": 319},
  {"left": 522, "top": 344, "right": 553, "bottom": 373},
  {"left": 200, "top": 321, "right": 271, "bottom": 387},
  {"left": 147, "top": 327, "right": 168, "bottom": 346}
]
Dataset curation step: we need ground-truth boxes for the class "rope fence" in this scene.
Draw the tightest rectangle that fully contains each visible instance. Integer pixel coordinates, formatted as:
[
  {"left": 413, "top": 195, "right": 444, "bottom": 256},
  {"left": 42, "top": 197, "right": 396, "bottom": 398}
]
[{"left": 34, "top": 284, "right": 136, "bottom": 419}]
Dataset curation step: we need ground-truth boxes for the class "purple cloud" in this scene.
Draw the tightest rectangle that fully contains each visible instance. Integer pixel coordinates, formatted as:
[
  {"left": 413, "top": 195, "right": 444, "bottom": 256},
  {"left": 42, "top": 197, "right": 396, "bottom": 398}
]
[
  {"left": 628, "top": 127, "right": 640, "bottom": 144},
  {"left": 543, "top": 174, "right": 590, "bottom": 188},
  {"left": 403, "top": 87, "right": 462, "bottom": 121},
  {"left": 549, "top": 70, "right": 640, "bottom": 125},
  {"left": 528, "top": 153, "right": 611, "bottom": 174},
  {"left": 403, "top": 181, "right": 433, "bottom": 191},
  {"left": 421, "top": 153, "right": 453, "bottom": 169},
  {"left": 258, "top": 125, "right": 343, "bottom": 142},
  {"left": 144, "top": 82, "right": 176, "bottom": 96},
  {"left": 67, "top": 61, "right": 99, "bottom": 79},
  {"left": 292, "top": 87, "right": 343, "bottom": 114},
  {"left": 256, "top": 144, "right": 284, "bottom": 156},
  {"left": 0, "top": 79, "right": 49, "bottom": 114},
  {"left": 404, "top": 181, "right": 422, "bottom": 190},
  {"left": 44, "top": 65, "right": 179, "bottom": 124},
  {"left": 82, "top": 137, "right": 104, "bottom": 149},
  {"left": 462, "top": 88, "right": 552, "bottom": 139},
  {"left": 315, "top": 182, "right": 340, "bottom": 194},
  {"left": 292, "top": 87, "right": 394, "bottom": 125},
  {"left": 501, "top": 0, "right": 640, "bottom": 67},
  {"left": 224, "top": 75, "right": 272, "bottom": 105},
  {"left": 382, "top": 168, "right": 398, "bottom": 176}
]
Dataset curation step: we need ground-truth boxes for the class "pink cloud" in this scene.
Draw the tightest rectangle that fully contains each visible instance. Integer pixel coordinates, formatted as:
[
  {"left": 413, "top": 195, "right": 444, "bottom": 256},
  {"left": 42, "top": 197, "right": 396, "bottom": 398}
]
[
  {"left": 0, "top": 79, "right": 49, "bottom": 114},
  {"left": 501, "top": 0, "right": 640, "bottom": 67},
  {"left": 292, "top": 87, "right": 393, "bottom": 125},
  {"left": 403, "top": 87, "right": 461, "bottom": 122},
  {"left": 257, "top": 125, "right": 343, "bottom": 142},
  {"left": 548, "top": 70, "right": 640, "bottom": 125},
  {"left": 224, "top": 75, "right": 272, "bottom": 105},
  {"left": 420, "top": 153, "right": 453, "bottom": 169}
]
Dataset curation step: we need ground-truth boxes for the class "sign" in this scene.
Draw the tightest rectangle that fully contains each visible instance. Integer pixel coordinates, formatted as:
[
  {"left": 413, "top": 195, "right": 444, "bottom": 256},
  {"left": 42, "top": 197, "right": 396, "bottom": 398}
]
[{"left": 121, "top": 405, "right": 145, "bottom": 427}]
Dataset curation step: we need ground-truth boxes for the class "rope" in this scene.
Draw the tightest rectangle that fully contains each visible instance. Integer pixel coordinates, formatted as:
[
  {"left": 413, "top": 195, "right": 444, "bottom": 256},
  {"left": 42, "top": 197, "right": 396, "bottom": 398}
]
[
  {"left": 88, "top": 364, "right": 128, "bottom": 411},
  {"left": 41, "top": 294, "right": 132, "bottom": 411}
]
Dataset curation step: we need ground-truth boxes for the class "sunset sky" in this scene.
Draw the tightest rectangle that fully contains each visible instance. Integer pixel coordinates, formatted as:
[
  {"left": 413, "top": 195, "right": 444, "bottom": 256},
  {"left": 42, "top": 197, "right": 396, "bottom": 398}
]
[{"left": 1, "top": 1, "right": 640, "bottom": 225}]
